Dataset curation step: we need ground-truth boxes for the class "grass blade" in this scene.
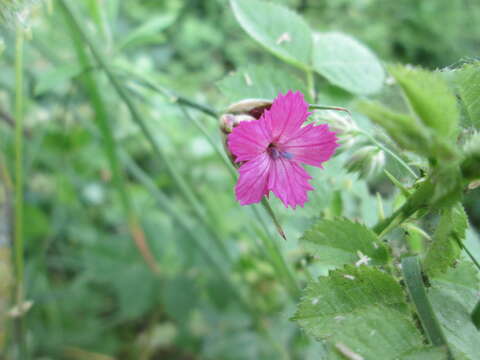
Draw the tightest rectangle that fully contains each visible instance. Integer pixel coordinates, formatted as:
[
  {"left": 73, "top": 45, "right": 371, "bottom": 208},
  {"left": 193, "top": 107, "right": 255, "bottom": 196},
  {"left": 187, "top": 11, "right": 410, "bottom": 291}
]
[{"left": 401, "top": 256, "right": 452, "bottom": 357}]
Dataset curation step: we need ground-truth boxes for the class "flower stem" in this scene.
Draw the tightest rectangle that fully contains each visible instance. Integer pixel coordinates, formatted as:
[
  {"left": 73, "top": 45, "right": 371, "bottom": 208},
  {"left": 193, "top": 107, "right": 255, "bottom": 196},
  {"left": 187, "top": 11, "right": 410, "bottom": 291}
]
[
  {"left": 14, "top": 20, "right": 26, "bottom": 357},
  {"left": 305, "top": 69, "right": 315, "bottom": 102},
  {"left": 373, "top": 178, "right": 435, "bottom": 237}
]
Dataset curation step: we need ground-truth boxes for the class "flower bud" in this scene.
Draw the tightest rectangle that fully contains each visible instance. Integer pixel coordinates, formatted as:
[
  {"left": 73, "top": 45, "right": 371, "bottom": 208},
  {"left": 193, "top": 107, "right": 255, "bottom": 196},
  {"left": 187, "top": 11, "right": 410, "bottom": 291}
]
[
  {"left": 345, "top": 145, "right": 385, "bottom": 178},
  {"left": 219, "top": 98, "right": 272, "bottom": 164},
  {"left": 317, "top": 110, "right": 359, "bottom": 154}
]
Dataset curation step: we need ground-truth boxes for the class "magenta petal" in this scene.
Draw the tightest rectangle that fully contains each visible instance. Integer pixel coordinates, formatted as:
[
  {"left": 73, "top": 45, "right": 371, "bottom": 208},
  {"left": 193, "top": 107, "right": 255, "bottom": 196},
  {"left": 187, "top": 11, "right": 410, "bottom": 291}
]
[
  {"left": 268, "top": 158, "right": 314, "bottom": 209},
  {"left": 263, "top": 90, "right": 310, "bottom": 144},
  {"left": 235, "top": 152, "right": 271, "bottom": 205},
  {"left": 282, "top": 123, "right": 338, "bottom": 167},
  {"left": 227, "top": 117, "right": 271, "bottom": 163}
]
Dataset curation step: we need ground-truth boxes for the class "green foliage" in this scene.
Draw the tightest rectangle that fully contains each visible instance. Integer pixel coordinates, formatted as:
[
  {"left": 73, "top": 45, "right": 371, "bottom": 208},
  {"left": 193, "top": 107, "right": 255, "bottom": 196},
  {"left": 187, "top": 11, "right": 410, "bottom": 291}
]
[
  {"left": 388, "top": 65, "right": 459, "bottom": 137},
  {"left": 312, "top": 32, "right": 385, "bottom": 95},
  {"left": 293, "top": 266, "right": 438, "bottom": 359},
  {"left": 357, "top": 101, "right": 432, "bottom": 157},
  {"left": 300, "top": 218, "right": 389, "bottom": 267},
  {"left": 453, "top": 62, "right": 480, "bottom": 129},
  {"left": 230, "top": 0, "right": 312, "bottom": 69},
  {"left": 424, "top": 204, "right": 468, "bottom": 277},
  {"left": 1, "top": 0, "right": 479, "bottom": 358},
  {"left": 429, "top": 261, "right": 480, "bottom": 359},
  {"left": 217, "top": 64, "right": 307, "bottom": 103}
]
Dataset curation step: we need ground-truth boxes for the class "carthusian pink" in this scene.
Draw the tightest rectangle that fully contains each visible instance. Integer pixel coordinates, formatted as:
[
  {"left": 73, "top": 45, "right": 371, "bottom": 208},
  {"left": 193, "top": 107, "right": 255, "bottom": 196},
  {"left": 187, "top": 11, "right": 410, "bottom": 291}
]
[{"left": 228, "top": 90, "right": 339, "bottom": 208}]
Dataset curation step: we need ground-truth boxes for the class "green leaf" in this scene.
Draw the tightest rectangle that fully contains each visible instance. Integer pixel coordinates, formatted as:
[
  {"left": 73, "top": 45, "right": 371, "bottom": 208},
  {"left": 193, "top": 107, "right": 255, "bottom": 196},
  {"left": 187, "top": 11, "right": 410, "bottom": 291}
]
[
  {"left": 312, "top": 32, "right": 385, "bottom": 95},
  {"left": 461, "top": 132, "right": 480, "bottom": 181},
  {"left": 117, "top": 15, "right": 175, "bottom": 50},
  {"left": 293, "top": 266, "right": 433, "bottom": 359},
  {"left": 217, "top": 64, "right": 307, "bottom": 103},
  {"left": 400, "top": 347, "right": 448, "bottom": 360},
  {"left": 389, "top": 65, "right": 459, "bottom": 138},
  {"left": 230, "top": 0, "right": 312, "bottom": 69},
  {"left": 454, "top": 61, "right": 480, "bottom": 129},
  {"left": 300, "top": 218, "right": 389, "bottom": 267},
  {"left": 424, "top": 204, "right": 468, "bottom": 277},
  {"left": 429, "top": 261, "right": 480, "bottom": 360},
  {"left": 34, "top": 63, "right": 83, "bottom": 96},
  {"left": 357, "top": 101, "right": 459, "bottom": 163},
  {"left": 357, "top": 101, "right": 432, "bottom": 157}
]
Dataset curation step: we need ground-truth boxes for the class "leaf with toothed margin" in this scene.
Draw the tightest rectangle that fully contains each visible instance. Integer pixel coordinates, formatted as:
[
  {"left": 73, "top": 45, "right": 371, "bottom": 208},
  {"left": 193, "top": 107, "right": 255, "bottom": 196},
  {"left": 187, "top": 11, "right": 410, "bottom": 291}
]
[
  {"left": 300, "top": 218, "right": 389, "bottom": 267},
  {"left": 388, "top": 65, "right": 459, "bottom": 138},
  {"left": 429, "top": 261, "right": 480, "bottom": 360},
  {"left": 293, "top": 266, "right": 443, "bottom": 359},
  {"left": 230, "top": 0, "right": 312, "bottom": 70},
  {"left": 424, "top": 203, "right": 468, "bottom": 277}
]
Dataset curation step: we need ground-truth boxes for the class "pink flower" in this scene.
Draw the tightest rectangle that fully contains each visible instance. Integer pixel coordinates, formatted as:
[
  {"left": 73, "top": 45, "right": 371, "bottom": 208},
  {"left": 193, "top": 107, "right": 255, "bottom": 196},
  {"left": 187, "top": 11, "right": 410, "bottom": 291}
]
[{"left": 227, "top": 91, "right": 339, "bottom": 208}]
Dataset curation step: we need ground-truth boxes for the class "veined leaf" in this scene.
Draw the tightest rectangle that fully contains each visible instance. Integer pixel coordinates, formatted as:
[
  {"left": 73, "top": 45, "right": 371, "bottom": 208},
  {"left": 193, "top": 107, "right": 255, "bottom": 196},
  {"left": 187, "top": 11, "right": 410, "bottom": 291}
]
[
  {"left": 300, "top": 218, "right": 389, "bottom": 267},
  {"left": 230, "top": 0, "right": 312, "bottom": 69},
  {"left": 357, "top": 101, "right": 432, "bottom": 156},
  {"left": 429, "top": 261, "right": 480, "bottom": 360},
  {"left": 217, "top": 64, "right": 307, "bottom": 103},
  {"left": 454, "top": 61, "right": 480, "bottom": 129},
  {"left": 312, "top": 32, "right": 385, "bottom": 95},
  {"left": 424, "top": 204, "right": 468, "bottom": 278},
  {"left": 358, "top": 101, "right": 459, "bottom": 164},
  {"left": 389, "top": 65, "right": 459, "bottom": 138},
  {"left": 293, "top": 266, "right": 438, "bottom": 359}
]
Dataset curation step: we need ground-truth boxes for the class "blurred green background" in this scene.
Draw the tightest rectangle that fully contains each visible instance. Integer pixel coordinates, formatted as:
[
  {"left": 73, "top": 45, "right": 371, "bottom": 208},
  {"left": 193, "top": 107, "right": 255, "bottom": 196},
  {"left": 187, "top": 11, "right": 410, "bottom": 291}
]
[{"left": 0, "top": 0, "right": 479, "bottom": 359}]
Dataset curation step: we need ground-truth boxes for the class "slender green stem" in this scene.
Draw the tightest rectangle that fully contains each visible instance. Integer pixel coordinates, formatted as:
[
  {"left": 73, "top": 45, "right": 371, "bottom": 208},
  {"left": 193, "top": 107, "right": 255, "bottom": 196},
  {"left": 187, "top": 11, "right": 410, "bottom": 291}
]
[
  {"left": 401, "top": 256, "right": 452, "bottom": 358},
  {"left": 14, "top": 21, "right": 26, "bottom": 358},
  {"left": 120, "top": 151, "right": 254, "bottom": 314},
  {"left": 178, "top": 106, "right": 236, "bottom": 178},
  {"left": 60, "top": 3, "right": 159, "bottom": 274},
  {"left": 472, "top": 300, "right": 480, "bottom": 330},
  {"left": 309, "top": 104, "right": 350, "bottom": 116},
  {"left": 58, "top": 0, "right": 206, "bottom": 221},
  {"left": 179, "top": 107, "right": 299, "bottom": 296},
  {"left": 305, "top": 69, "right": 315, "bottom": 102},
  {"left": 252, "top": 206, "right": 300, "bottom": 298},
  {"left": 373, "top": 178, "right": 435, "bottom": 236},
  {"left": 123, "top": 68, "right": 218, "bottom": 119}
]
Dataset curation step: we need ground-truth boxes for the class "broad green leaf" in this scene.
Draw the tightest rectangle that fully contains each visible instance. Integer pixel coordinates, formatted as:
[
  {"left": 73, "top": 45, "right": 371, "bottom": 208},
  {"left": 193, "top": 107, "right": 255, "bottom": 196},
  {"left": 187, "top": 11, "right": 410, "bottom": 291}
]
[
  {"left": 389, "top": 65, "right": 459, "bottom": 138},
  {"left": 424, "top": 204, "right": 467, "bottom": 278},
  {"left": 300, "top": 218, "right": 389, "bottom": 267},
  {"left": 117, "top": 15, "right": 175, "bottom": 50},
  {"left": 293, "top": 266, "right": 433, "bottom": 359},
  {"left": 400, "top": 347, "right": 448, "bottom": 360},
  {"left": 454, "top": 62, "right": 480, "bottom": 129},
  {"left": 312, "top": 32, "right": 385, "bottom": 95},
  {"left": 230, "top": 0, "right": 312, "bottom": 69},
  {"left": 217, "top": 65, "right": 307, "bottom": 103},
  {"left": 357, "top": 101, "right": 432, "bottom": 156},
  {"left": 429, "top": 261, "right": 480, "bottom": 360},
  {"left": 34, "top": 63, "right": 83, "bottom": 95},
  {"left": 358, "top": 101, "right": 459, "bottom": 163},
  {"left": 461, "top": 132, "right": 480, "bottom": 181}
]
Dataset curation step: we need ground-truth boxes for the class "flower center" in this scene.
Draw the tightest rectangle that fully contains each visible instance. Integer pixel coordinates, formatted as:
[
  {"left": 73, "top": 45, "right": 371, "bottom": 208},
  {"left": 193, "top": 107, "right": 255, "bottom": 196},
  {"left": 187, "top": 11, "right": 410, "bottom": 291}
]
[{"left": 267, "top": 143, "right": 294, "bottom": 160}]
